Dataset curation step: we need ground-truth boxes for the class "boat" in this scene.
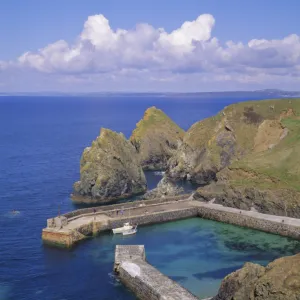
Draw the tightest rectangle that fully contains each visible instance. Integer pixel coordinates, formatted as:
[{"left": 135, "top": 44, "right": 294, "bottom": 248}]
[
  {"left": 112, "top": 222, "right": 133, "bottom": 234},
  {"left": 122, "top": 225, "right": 137, "bottom": 236}
]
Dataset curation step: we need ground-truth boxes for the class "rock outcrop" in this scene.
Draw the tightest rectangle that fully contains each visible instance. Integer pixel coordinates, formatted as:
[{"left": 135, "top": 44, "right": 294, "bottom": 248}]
[
  {"left": 73, "top": 128, "right": 147, "bottom": 204},
  {"left": 214, "top": 254, "right": 300, "bottom": 300},
  {"left": 169, "top": 99, "right": 300, "bottom": 217},
  {"left": 167, "top": 101, "right": 298, "bottom": 184},
  {"left": 130, "top": 107, "right": 184, "bottom": 170},
  {"left": 194, "top": 168, "right": 300, "bottom": 217},
  {"left": 141, "top": 177, "right": 184, "bottom": 200}
]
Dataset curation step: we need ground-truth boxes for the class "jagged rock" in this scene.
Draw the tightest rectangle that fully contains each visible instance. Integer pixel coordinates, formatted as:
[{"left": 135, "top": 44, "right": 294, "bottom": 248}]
[
  {"left": 213, "top": 254, "right": 300, "bottom": 300},
  {"left": 167, "top": 122, "right": 236, "bottom": 184},
  {"left": 141, "top": 177, "right": 184, "bottom": 200},
  {"left": 72, "top": 128, "right": 146, "bottom": 204},
  {"left": 130, "top": 107, "right": 184, "bottom": 170}
]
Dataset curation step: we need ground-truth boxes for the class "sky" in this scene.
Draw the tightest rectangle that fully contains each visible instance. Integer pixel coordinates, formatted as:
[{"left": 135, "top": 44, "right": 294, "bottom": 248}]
[{"left": 0, "top": 0, "right": 300, "bottom": 93}]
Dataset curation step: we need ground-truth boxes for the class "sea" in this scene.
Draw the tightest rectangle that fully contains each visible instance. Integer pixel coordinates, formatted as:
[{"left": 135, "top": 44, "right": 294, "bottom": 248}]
[{"left": 1, "top": 94, "right": 300, "bottom": 300}]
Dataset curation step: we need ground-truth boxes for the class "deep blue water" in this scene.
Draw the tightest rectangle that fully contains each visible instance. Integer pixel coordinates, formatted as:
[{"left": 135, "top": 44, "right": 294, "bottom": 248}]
[{"left": 1, "top": 95, "right": 299, "bottom": 300}]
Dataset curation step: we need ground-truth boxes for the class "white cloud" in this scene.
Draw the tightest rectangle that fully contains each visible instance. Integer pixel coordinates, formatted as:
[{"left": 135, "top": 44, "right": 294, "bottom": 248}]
[{"left": 1, "top": 13, "right": 300, "bottom": 91}]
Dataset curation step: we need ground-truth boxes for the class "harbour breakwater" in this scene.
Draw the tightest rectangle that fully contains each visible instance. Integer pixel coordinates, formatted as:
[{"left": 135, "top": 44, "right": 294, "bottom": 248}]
[
  {"left": 114, "top": 245, "right": 198, "bottom": 300},
  {"left": 42, "top": 196, "right": 300, "bottom": 248},
  {"left": 42, "top": 197, "right": 300, "bottom": 299}
]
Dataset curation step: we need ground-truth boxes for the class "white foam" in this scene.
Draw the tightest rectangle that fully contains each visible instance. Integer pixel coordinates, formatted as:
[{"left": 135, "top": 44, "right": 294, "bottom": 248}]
[{"left": 154, "top": 171, "right": 165, "bottom": 176}]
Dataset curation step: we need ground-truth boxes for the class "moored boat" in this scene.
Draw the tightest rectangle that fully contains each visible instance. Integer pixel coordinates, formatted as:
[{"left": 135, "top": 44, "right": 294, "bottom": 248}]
[
  {"left": 112, "top": 222, "right": 133, "bottom": 234},
  {"left": 122, "top": 225, "right": 138, "bottom": 236}
]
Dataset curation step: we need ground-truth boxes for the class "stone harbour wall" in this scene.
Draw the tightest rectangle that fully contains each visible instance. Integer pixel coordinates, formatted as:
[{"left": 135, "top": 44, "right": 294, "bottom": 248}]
[
  {"left": 42, "top": 206, "right": 197, "bottom": 248},
  {"left": 43, "top": 200, "right": 300, "bottom": 249},
  {"left": 42, "top": 228, "right": 87, "bottom": 247},
  {"left": 108, "top": 207, "right": 198, "bottom": 232},
  {"left": 115, "top": 245, "right": 198, "bottom": 300},
  {"left": 197, "top": 206, "right": 300, "bottom": 240},
  {"left": 63, "top": 194, "right": 190, "bottom": 219},
  {"left": 42, "top": 230, "right": 72, "bottom": 247}
]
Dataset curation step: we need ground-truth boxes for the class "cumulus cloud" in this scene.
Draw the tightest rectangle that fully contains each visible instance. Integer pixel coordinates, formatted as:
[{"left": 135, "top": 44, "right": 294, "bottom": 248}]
[{"left": 2, "top": 13, "right": 300, "bottom": 91}]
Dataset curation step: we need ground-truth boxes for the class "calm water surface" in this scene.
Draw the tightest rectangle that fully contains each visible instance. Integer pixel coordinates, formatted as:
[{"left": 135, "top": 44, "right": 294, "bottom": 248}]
[{"left": 1, "top": 95, "right": 298, "bottom": 300}]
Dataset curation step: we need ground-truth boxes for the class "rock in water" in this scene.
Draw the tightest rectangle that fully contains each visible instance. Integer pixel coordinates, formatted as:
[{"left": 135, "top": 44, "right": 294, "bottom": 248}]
[
  {"left": 213, "top": 254, "right": 300, "bottom": 300},
  {"left": 142, "top": 177, "right": 184, "bottom": 199},
  {"left": 73, "top": 128, "right": 147, "bottom": 204},
  {"left": 130, "top": 107, "right": 184, "bottom": 170}
]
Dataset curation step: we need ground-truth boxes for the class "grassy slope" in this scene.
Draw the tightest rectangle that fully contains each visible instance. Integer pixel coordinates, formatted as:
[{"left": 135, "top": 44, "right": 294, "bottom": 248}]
[{"left": 228, "top": 117, "right": 300, "bottom": 191}]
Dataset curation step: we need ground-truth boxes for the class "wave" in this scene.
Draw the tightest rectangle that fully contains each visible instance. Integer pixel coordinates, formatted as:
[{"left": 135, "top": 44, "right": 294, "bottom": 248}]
[
  {"left": 108, "top": 272, "right": 122, "bottom": 287},
  {"left": 154, "top": 171, "right": 165, "bottom": 176}
]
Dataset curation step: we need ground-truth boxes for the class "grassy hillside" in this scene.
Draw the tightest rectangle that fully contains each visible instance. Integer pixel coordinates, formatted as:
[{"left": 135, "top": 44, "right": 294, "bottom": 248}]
[
  {"left": 168, "top": 98, "right": 300, "bottom": 183},
  {"left": 224, "top": 116, "right": 300, "bottom": 192}
]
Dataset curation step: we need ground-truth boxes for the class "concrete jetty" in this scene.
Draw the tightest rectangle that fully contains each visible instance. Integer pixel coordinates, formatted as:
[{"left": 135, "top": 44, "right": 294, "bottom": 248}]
[
  {"left": 114, "top": 245, "right": 198, "bottom": 300},
  {"left": 42, "top": 195, "right": 300, "bottom": 248}
]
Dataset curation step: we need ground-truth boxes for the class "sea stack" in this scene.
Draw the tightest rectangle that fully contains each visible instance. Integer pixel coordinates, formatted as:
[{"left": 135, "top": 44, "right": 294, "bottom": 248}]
[
  {"left": 130, "top": 106, "right": 184, "bottom": 170},
  {"left": 73, "top": 128, "right": 147, "bottom": 204}
]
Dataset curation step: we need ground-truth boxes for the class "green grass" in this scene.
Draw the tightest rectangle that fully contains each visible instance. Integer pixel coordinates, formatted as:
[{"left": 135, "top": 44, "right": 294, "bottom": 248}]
[{"left": 228, "top": 115, "right": 300, "bottom": 192}]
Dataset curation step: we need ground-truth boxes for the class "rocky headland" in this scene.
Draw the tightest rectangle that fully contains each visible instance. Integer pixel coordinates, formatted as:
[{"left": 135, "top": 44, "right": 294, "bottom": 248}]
[
  {"left": 73, "top": 99, "right": 300, "bottom": 214},
  {"left": 167, "top": 99, "right": 300, "bottom": 217},
  {"left": 213, "top": 253, "right": 300, "bottom": 300},
  {"left": 72, "top": 128, "right": 146, "bottom": 204},
  {"left": 130, "top": 106, "right": 184, "bottom": 170},
  {"left": 69, "top": 99, "right": 300, "bottom": 298}
]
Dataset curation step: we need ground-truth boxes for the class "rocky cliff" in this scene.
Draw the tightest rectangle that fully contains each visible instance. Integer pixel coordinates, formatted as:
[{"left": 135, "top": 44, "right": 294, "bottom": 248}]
[
  {"left": 130, "top": 107, "right": 184, "bottom": 170},
  {"left": 168, "top": 99, "right": 300, "bottom": 216},
  {"left": 141, "top": 177, "right": 184, "bottom": 199},
  {"left": 213, "top": 254, "right": 300, "bottom": 300},
  {"left": 167, "top": 100, "right": 299, "bottom": 184},
  {"left": 73, "top": 128, "right": 146, "bottom": 203}
]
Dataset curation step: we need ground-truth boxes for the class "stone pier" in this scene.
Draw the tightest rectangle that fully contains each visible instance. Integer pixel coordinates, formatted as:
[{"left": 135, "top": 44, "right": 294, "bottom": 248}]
[
  {"left": 114, "top": 245, "right": 198, "bottom": 300},
  {"left": 42, "top": 195, "right": 300, "bottom": 248}
]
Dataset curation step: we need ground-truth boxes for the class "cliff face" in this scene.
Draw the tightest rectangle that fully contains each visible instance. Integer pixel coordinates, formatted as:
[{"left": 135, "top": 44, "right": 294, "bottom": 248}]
[
  {"left": 214, "top": 254, "right": 300, "bottom": 300},
  {"left": 192, "top": 100, "right": 300, "bottom": 217},
  {"left": 168, "top": 99, "right": 300, "bottom": 216},
  {"left": 167, "top": 100, "right": 299, "bottom": 184},
  {"left": 130, "top": 107, "right": 184, "bottom": 170},
  {"left": 73, "top": 128, "right": 146, "bottom": 203}
]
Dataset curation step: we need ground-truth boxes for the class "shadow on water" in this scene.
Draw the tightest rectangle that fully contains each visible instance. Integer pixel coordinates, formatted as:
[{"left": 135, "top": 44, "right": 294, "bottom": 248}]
[
  {"left": 193, "top": 265, "right": 244, "bottom": 280},
  {"left": 169, "top": 275, "right": 188, "bottom": 283}
]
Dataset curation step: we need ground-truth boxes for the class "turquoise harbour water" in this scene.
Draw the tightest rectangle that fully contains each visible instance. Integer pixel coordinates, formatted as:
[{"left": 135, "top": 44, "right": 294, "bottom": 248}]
[{"left": 63, "top": 218, "right": 300, "bottom": 299}]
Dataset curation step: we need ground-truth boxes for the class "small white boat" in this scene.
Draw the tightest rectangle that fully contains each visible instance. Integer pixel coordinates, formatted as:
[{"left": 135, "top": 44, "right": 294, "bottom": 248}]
[
  {"left": 122, "top": 226, "right": 137, "bottom": 236},
  {"left": 112, "top": 222, "right": 133, "bottom": 234}
]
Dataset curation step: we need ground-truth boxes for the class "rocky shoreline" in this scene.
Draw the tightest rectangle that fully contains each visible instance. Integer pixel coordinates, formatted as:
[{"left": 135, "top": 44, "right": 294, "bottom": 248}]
[
  {"left": 73, "top": 99, "right": 300, "bottom": 215},
  {"left": 71, "top": 99, "right": 300, "bottom": 299},
  {"left": 213, "top": 254, "right": 300, "bottom": 300}
]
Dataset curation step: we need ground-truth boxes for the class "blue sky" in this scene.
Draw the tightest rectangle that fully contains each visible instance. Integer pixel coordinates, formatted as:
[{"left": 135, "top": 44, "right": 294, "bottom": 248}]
[{"left": 1, "top": 0, "right": 300, "bottom": 92}]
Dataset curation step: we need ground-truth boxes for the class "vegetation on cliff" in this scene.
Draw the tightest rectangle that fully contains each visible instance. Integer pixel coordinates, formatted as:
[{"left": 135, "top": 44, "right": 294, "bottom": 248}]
[
  {"left": 168, "top": 99, "right": 300, "bottom": 183},
  {"left": 214, "top": 253, "right": 300, "bottom": 300},
  {"left": 163, "top": 98, "right": 300, "bottom": 216},
  {"left": 193, "top": 99, "right": 300, "bottom": 216},
  {"left": 130, "top": 106, "right": 184, "bottom": 170},
  {"left": 73, "top": 128, "right": 146, "bottom": 203}
]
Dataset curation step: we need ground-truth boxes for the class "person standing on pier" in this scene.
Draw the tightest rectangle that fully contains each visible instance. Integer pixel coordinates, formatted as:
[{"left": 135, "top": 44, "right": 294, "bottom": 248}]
[{"left": 93, "top": 208, "right": 96, "bottom": 220}]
